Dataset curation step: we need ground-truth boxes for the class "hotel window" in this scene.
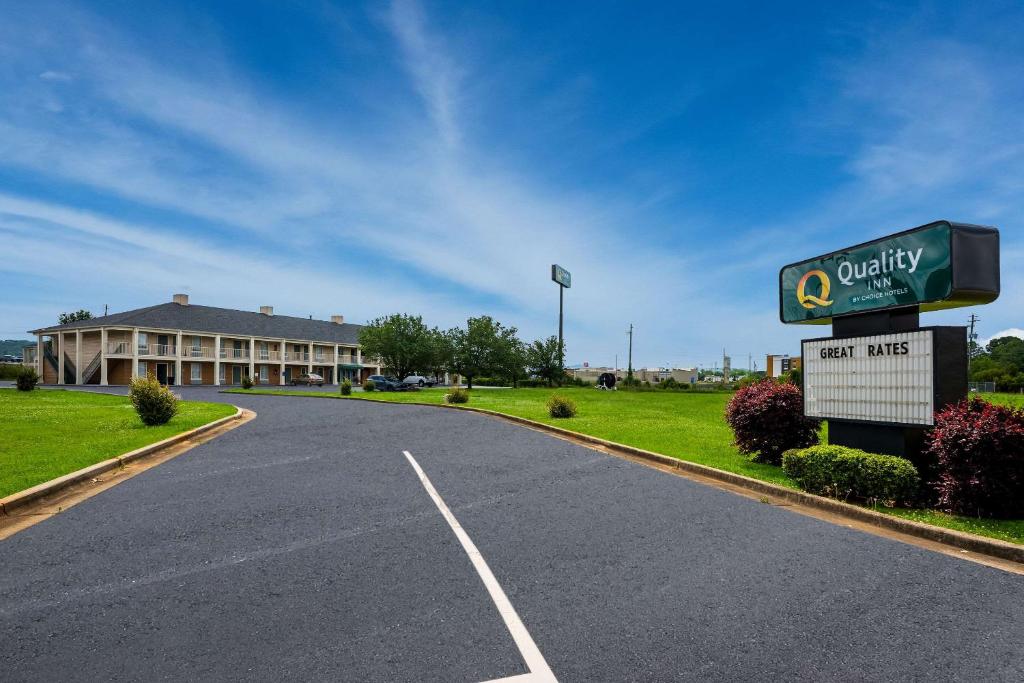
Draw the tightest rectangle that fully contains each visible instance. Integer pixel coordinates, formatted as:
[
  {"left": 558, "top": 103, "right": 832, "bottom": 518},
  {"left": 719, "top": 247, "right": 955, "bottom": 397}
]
[
  {"left": 259, "top": 366, "right": 269, "bottom": 382},
  {"left": 137, "top": 332, "right": 148, "bottom": 350},
  {"left": 137, "top": 361, "right": 148, "bottom": 377},
  {"left": 219, "top": 364, "right": 226, "bottom": 382},
  {"left": 191, "top": 363, "right": 202, "bottom": 382}
]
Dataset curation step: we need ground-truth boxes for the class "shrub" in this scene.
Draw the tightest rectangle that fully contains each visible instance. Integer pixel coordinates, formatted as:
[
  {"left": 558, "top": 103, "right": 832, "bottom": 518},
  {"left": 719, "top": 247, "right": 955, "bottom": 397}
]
[
  {"left": 363, "top": 379, "right": 376, "bottom": 392},
  {"left": 517, "top": 378, "right": 548, "bottom": 388},
  {"left": 340, "top": 379, "right": 352, "bottom": 396},
  {"left": 659, "top": 377, "right": 679, "bottom": 390},
  {"left": 925, "top": 398, "right": 1024, "bottom": 518},
  {"left": 129, "top": 374, "right": 178, "bottom": 426},
  {"left": 783, "top": 445, "right": 920, "bottom": 505},
  {"left": 725, "top": 379, "right": 820, "bottom": 465},
  {"left": 1, "top": 363, "right": 31, "bottom": 380},
  {"left": 780, "top": 368, "right": 802, "bottom": 386},
  {"left": 15, "top": 366, "right": 39, "bottom": 391},
  {"left": 241, "top": 375, "right": 254, "bottom": 389},
  {"left": 547, "top": 394, "right": 577, "bottom": 418},
  {"left": 445, "top": 387, "right": 469, "bottom": 404}
]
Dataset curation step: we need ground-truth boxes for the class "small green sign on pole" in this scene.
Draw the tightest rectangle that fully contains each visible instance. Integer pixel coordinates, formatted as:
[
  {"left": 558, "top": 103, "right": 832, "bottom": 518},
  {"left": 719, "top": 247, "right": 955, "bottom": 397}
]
[{"left": 779, "top": 220, "right": 999, "bottom": 324}]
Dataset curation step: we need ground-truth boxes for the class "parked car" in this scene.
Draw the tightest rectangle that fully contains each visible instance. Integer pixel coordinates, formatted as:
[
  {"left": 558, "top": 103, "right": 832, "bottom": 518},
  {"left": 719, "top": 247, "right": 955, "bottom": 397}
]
[
  {"left": 367, "top": 374, "right": 405, "bottom": 391},
  {"left": 291, "top": 372, "right": 324, "bottom": 386},
  {"left": 402, "top": 375, "right": 435, "bottom": 387}
]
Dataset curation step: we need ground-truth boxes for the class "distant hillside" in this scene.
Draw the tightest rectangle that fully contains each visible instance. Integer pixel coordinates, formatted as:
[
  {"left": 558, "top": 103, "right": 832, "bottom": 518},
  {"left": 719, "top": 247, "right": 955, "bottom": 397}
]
[{"left": 0, "top": 340, "right": 32, "bottom": 356}]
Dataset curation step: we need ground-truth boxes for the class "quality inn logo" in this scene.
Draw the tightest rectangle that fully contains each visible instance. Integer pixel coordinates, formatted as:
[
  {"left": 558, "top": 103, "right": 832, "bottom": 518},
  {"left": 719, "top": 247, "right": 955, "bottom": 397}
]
[{"left": 796, "top": 269, "right": 834, "bottom": 309}]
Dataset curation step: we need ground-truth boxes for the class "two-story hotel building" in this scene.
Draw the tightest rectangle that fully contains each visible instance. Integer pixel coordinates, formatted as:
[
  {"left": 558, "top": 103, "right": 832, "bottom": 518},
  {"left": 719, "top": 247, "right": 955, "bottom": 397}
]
[{"left": 26, "top": 294, "right": 379, "bottom": 386}]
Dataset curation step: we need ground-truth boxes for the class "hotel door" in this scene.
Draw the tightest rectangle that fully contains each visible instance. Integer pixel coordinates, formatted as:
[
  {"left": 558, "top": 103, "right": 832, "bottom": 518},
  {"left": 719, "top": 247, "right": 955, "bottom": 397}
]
[
  {"left": 232, "top": 366, "right": 242, "bottom": 385},
  {"left": 156, "top": 363, "right": 171, "bottom": 386}
]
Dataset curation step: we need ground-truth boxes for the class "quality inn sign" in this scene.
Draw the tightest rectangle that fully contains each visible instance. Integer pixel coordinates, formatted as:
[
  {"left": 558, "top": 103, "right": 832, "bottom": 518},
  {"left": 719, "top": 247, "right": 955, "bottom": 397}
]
[{"left": 779, "top": 220, "right": 1000, "bottom": 324}]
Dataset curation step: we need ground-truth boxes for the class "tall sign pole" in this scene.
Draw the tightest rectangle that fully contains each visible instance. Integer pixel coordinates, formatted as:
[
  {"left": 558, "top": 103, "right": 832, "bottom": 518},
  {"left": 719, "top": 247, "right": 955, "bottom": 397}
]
[
  {"left": 551, "top": 265, "right": 571, "bottom": 367},
  {"left": 779, "top": 220, "right": 999, "bottom": 463},
  {"left": 627, "top": 324, "right": 633, "bottom": 380}
]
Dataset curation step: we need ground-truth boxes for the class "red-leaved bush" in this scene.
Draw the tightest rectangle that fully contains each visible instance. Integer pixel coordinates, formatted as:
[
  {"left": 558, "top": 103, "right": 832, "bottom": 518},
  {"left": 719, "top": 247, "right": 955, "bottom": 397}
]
[
  {"left": 926, "top": 398, "right": 1024, "bottom": 518},
  {"left": 725, "top": 380, "right": 820, "bottom": 464}
]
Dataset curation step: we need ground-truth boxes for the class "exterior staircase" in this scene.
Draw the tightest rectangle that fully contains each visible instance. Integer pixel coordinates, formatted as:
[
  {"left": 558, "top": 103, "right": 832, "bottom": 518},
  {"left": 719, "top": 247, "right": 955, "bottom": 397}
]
[{"left": 81, "top": 351, "right": 102, "bottom": 384}]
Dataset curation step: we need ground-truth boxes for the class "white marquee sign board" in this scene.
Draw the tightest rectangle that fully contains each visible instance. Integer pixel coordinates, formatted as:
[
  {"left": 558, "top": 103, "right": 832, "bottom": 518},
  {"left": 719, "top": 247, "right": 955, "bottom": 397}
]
[{"left": 802, "top": 330, "right": 934, "bottom": 426}]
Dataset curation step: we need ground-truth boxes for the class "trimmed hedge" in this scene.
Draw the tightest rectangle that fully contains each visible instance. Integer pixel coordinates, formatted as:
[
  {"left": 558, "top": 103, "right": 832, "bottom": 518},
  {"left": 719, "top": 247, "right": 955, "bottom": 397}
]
[
  {"left": 363, "top": 379, "right": 376, "bottom": 392},
  {"left": 926, "top": 398, "right": 1024, "bottom": 518},
  {"left": 783, "top": 445, "right": 920, "bottom": 506},
  {"left": 340, "top": 379, "right": 352, "bottom": 396}
]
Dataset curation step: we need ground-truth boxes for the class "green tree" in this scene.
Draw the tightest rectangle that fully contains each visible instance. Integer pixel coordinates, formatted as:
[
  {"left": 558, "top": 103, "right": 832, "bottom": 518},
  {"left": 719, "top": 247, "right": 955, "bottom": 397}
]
[
  {"left": 358, "top": 314, "right": 436, "bottom": 381},
  {"left": 492, "top": 327, "right": 527, "bottom": 388},
  {"left": 58, "top": 309, "right": 92, "bottom": 325},
  {"left": 445, "top": 316, "right": 514, "bottom": 389},
  {"left": 527, "top": 336, "right": 564, "bottom": 386}
]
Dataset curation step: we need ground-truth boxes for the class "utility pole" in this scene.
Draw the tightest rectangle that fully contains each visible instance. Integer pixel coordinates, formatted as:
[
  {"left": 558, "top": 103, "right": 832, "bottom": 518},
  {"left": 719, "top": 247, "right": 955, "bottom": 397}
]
[
  {"left": 967, "top": 313, "right": 979, "bottom": 375},
  {"left": 627, "top": 324, "right": 634, "bottom": 380}
]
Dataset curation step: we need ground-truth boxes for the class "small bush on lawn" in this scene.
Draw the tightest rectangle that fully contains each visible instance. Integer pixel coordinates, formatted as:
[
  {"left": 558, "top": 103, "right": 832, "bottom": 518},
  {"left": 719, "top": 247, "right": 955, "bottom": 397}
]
[
  {"left": 547, "top": 394, "right": 577, "bottom": 418},
  {"left": 363, "top": 379, "right": 376, "bottom": 392},
  {"left": 926, "top": 398, "right": 1024, "bottom": 518},
  {"left": 340, "top": 379, "right": 352, "bottom": 396},
  {"left": 241, "top": 375, "right": 254, "bottom": 389},
  {"left": 129, "top": 373, "right": 178, "bottom": 426},
  {"left": 725, "top": 379, "right": 819, "bottom": 465},
  {"left": 783, "top": 445, "right": 920, "bottom": 506},
  {"left": 445, "top": 388, "right": 469, "bottom": 404},
  {"left": 15, "top": 366, "right": 39, "bottom": 391}
]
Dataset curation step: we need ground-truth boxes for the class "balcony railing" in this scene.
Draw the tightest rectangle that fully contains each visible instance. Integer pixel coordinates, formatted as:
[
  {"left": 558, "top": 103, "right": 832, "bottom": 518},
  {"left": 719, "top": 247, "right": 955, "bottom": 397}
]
[
  {"left": 255, "top": 350, "right": 282, "bottom": 362},
  {"left": 312, "top": 354, "right": 335, "bottom": 365},
  {"left": 220, "top": 348, "right": 250, "bottom": 360},
  {"left": 285, "top": 352, "right": 310, "bottom": 363},
  {"left": 107, "top": 341, "right": 132, "bottom": 355},
  {"left": 182, "top": 347, "right": 215, "bottom": 359},
  {"left": 139, "top": 344, "right": 176, "bottom": 357}
]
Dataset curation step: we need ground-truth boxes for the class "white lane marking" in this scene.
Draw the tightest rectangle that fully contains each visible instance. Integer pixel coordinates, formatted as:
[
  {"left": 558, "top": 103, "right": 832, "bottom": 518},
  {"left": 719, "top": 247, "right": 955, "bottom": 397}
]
[{"left": 402, "top": 450, "right": 558, "bottom": 683}]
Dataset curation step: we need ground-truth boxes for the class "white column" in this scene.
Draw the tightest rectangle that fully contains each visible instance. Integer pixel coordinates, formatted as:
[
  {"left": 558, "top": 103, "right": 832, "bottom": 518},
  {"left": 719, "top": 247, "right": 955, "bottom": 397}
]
[
  {"left": 249, "top": 337, "right": 256, "bottom": 383},
  {"left": 333, "top": 344, "right": 340, "bottom": 385},
  {"left": 175, "top": 331, "right": 183, "bottom": 386},
  {"left": 214, "top": 335, "right": 222, "bottom": 386},
  {"left": 100, "top": 329, "right": 108, "bottom": 386},
  {"left": 307, "top": 343, "right": 313, "bottom": 374},
  {"left": 36, "top": 335, "right": 44, "bottom": 380},
  {"left": 75, "top": 330, "right": 82, "bottom": 385},
  {"left": 279, "top": 341, "right": 286, "bottom": 385},
  {"left": 57, "top": 332, "right": 65, "bottom": 385},
  {"left": 356, "top": 346, "right": 362, "bottom": 383},
  {"left": 131, "top": 328, "right": 140, "bottom": 379}
]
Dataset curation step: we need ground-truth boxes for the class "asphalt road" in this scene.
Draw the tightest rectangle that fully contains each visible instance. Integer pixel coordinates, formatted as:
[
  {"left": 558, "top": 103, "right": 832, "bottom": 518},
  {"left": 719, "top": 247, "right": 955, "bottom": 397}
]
[{"left": 2, "top": 387, "right": 1023, "bottom": 681}]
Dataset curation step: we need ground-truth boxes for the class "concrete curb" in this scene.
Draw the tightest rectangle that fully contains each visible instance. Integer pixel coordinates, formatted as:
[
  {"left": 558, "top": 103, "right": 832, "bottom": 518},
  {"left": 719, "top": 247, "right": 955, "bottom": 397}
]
[
  {"left": 0, "top": 406, "right": 244, "bottom": 517},
  {"left": 332, "top": 393, "right": 1024, "bottom": 565}
]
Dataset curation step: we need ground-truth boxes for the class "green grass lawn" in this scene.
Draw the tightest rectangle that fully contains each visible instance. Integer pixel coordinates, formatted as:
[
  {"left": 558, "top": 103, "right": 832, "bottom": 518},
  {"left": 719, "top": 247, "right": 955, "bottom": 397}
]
[
  {"left": 0, "top": 389, "right": 236, "bottom": 498},
  {"left": 231, "top": 385, "right": 1024, "bottom": 545}
]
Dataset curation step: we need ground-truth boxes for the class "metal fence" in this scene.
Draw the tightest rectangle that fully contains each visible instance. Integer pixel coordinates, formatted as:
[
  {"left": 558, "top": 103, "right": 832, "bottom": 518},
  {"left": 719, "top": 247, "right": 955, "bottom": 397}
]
[{"left": 968, "top": 381, "right": 996, "bottom": 393}]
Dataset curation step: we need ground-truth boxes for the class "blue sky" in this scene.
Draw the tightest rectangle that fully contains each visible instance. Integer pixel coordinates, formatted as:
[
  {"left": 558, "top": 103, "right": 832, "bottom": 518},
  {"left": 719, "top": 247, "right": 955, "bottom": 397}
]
[{"left": 1, "top": 0, "right": 1021, "bottom": 369}]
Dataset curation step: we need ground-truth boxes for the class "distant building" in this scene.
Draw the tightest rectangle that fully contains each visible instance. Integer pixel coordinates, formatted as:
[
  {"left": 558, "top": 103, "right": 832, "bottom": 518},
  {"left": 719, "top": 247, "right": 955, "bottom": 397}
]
[
  {"left": 765, "top": 354, "right": 801, "bottom": 378},
  {"left": 570, "top": 366, "right": 697, "bottom": 385}
]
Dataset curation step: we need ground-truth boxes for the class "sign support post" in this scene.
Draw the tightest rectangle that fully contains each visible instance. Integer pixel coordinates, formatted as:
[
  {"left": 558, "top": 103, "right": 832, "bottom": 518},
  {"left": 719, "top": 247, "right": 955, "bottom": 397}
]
[
  {"left": 551, "top": 264, "right": 571, "bottom": 367},
  {"left": 779, "top": 220, "right": 999, "bottom": 467}
]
